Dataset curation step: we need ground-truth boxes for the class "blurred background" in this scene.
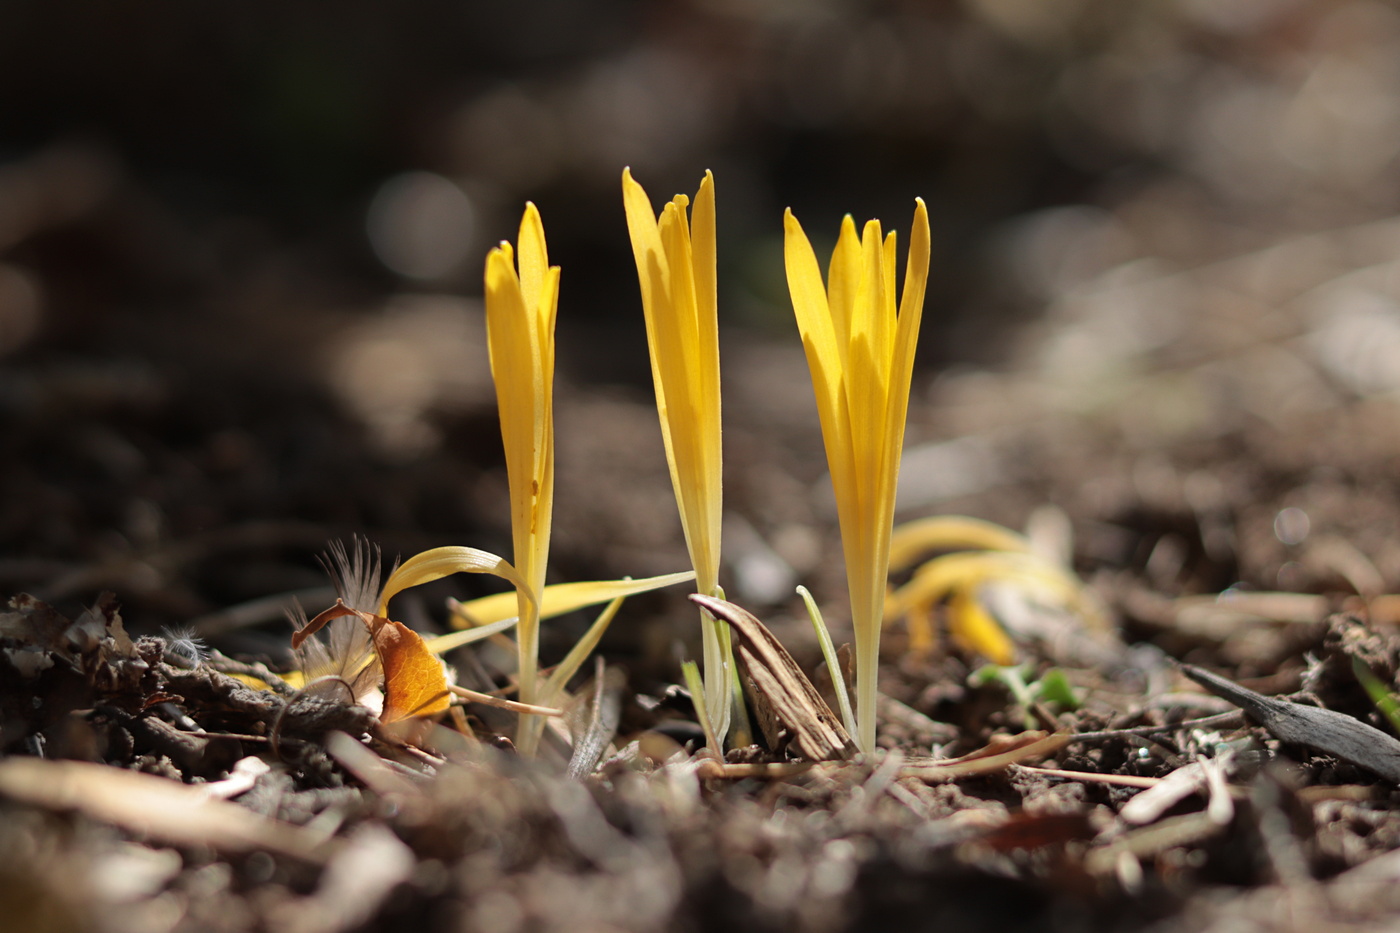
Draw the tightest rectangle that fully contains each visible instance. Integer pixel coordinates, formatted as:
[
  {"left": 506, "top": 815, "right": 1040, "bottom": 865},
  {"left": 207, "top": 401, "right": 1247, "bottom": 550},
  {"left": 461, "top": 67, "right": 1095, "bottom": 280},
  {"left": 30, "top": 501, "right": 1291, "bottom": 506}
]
[{"left": 6, "top": 0, "right": 1400, "bottom": 672}]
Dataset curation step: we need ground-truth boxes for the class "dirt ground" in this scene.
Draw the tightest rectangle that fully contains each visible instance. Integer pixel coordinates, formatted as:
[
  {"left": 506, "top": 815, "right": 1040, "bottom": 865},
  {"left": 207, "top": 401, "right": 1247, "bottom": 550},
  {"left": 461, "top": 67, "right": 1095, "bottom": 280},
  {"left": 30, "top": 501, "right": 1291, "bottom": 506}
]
[{"left": 11, "top": 3, "right": 1400, "bottom": 932}]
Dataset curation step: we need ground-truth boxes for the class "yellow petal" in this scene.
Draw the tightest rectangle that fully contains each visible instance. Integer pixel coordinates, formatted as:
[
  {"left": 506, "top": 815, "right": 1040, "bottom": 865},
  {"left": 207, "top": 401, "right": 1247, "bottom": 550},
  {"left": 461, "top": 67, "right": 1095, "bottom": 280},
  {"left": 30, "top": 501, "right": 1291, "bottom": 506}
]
[
  {"left": 948, "top": 587, "right": 1018, "bottom": 666},
  {"left": 421, "top": 617, "right": 520, "bottom": 655},
  {"left": 516, "top": 201, "right": 549, "bottom": 313},
  {"left": 692, "top": 171, "right": 718, "bottom": 360},
  {"left": 447, "top": 570, "right": 697, "bottom": 630},
  {"left": 860, "top": 218, "right": 892, "bottom": 378},
  {"left": 847, "top": 223, "right": 887, "bottom": 480},
  {"left": 783, "top": 210, "right": 841, "bottom": 400},
  {"left": 622, "top": 168, "right": 669, "bottom": 313},
  {"left": 868, "top": 200, "right": 932, "bottom": 618},
  {"left": 226, "top": 672, "right": 285, "bottom": 691},
  {"left": 899, "top": 200, "right": 931, "bottom": 328},
  {"left": 484, "top": 242, "right": 558, "bottom": 598},
  {"left": 888, "top": 515, "right": 1031, "bottom": 573},
  {"left": 484, "top": 250, "right": 537, "bottom": 542},
  {"left": 827, "top": 215, "right": 862, "bottom": 364},
  {"left": 377, "top": 545, "right": 530, "bottom": 617},
  {"left": 887, "top": 550, "right": 1085, "bottom": 619},
  {"left": 623, "top": 169, "right": 722, "bottom": 594},
  {"left": 883, "top": 200, "right": 930, "bottom": 475},
  {"left": 784, "top": 208, "right": 855, "bottom": 503}
]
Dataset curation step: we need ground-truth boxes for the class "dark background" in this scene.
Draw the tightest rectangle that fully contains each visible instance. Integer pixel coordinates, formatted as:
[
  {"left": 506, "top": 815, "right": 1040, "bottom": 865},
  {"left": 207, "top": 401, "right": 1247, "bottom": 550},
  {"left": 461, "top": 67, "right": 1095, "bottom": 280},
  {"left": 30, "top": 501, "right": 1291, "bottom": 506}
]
[{"left": 2, "top": 0, "right": 1393, "bottom": 659}]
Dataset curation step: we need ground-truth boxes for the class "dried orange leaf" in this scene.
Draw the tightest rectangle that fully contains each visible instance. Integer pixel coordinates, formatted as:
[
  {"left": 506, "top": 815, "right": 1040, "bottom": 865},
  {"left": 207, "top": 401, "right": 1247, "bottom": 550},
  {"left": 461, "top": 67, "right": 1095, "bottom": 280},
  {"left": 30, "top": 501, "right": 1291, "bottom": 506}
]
[
  {"left": 373, "top": 617, "right": 452, "bottom": 723},
  {"left": 291, "top": 599, "right": 451, "bottom": 723}
]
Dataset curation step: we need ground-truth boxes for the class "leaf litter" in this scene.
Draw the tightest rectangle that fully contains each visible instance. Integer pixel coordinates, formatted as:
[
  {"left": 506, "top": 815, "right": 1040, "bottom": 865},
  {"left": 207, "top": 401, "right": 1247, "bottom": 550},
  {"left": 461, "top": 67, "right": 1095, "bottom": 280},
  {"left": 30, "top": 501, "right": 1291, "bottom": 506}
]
[{"left": 11, "top": 543, "right": 1400, "bottom": 933}]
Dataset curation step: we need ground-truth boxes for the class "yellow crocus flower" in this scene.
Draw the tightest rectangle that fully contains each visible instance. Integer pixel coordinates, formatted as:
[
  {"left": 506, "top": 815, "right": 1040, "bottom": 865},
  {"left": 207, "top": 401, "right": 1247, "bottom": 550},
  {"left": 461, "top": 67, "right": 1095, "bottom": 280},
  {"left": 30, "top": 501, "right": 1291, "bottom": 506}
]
[
  {"left": 784, "top": 198, "right": 930, "bottom": 753},
  {"left": 483, "top": 202, "right": 559, "bottom": 750},
  {"left": 621, "top": 168, "right": 729, "bottom": 738}
]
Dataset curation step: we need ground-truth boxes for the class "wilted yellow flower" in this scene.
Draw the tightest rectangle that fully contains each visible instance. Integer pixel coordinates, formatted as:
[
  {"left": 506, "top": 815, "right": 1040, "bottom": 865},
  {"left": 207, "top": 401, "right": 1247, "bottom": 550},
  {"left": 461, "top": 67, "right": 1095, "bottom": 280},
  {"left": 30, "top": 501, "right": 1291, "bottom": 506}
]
[
  {"left": 621, "top": 168, "right": 729, "bottom": 738},
  {"left": 884, "top": 514, "right": 1110, "bottom": 665},
  {"left": 483, "top": 202, "right": 559, "bottom": 748},
  {"left": 784, "top": 198, "right": 930, "bottom": 753}
]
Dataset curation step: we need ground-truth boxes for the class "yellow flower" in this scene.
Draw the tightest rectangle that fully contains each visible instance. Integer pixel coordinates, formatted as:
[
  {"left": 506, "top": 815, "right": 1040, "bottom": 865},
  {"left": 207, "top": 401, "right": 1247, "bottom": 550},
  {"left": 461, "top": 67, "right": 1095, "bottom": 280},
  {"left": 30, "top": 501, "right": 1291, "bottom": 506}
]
[
  {"left": 621, "top": 168, "right": 729, "bottom": 737},
  {"left": 483, "top": 202, "right": 559, "bottom": 744},
  {"left": 784, "top": 198, "right": 930, "bottom": 753}
]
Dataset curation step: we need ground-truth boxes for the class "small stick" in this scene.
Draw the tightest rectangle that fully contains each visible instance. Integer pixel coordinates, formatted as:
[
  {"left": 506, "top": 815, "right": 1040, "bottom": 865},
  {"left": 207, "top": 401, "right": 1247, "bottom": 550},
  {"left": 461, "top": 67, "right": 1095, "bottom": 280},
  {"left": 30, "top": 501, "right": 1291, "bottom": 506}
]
[
  {"left": 1019, "top": 764, "right": 1253, "bottom": 798},
  {"left": 1068, "top": 711, "right": 1246, "bottom": 743},
  {"left": 1015, "top": 766, "right": 1164, "bottom": 789},
  {"left": 694, "top": 760, "right": 815, "bottom": 780},
  {"left": 448, "top": 684, "right": 563, "bottom": 717}
]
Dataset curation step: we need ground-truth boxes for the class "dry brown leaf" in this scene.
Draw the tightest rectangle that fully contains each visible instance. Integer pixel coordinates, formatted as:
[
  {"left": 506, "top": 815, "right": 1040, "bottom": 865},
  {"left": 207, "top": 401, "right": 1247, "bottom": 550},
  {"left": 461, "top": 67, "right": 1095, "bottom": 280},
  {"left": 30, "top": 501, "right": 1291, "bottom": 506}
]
[
  {"left": 691, "top": 594, "right": 855, "bottom": 762},
  {"left": 901, "top": 731, "right": 1069, "bottom": 782}
]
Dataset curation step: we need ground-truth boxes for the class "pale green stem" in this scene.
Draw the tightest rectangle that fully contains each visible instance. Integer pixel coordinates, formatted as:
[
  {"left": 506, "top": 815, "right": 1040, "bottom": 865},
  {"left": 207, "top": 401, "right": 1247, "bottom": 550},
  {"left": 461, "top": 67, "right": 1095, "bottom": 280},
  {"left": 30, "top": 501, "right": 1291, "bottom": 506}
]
[
  {"left": 856, "top": 629, "right": 878, "bottom": 754},
  {"left": 797, "top": 585, "right": 856, "bottom": 739},
  {"left": 423, "top": 615, "right": 521, "bottom": 654},
  {"left": 681, "top": 660, "right": 719, "bottom": 754},
  {"left": 515, "top": 592, "right": 542, "bottom": 755},
  {"left": 699, "top": 607, "right": 731, "bottom": 745},
  {"left": 725, "top": 623, "right": 754, "bottom": 749}
]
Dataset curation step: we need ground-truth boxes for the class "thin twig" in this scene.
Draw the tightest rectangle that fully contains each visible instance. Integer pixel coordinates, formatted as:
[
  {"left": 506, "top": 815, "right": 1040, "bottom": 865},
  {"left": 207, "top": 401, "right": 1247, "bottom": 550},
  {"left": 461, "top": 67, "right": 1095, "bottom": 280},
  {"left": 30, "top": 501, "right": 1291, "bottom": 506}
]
[
  {"left": 448, "top": 684, "right": 563, "bottom": 716},
  {"left": 1014, "top": 766, "right": 1164, "bottom": 789},
  {"left": 1067, "top": 711, "right": 1247, "bottom": 743}
]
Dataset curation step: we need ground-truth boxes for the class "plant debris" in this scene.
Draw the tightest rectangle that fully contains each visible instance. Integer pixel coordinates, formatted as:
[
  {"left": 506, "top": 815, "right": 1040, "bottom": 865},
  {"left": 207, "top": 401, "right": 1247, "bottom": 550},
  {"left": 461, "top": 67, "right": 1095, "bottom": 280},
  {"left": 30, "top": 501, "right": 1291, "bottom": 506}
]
[
  {"left": 694, "top": 593, "right": 855, "bottom": 763},
  {"left": 1181, "top": 661, "right": 1400, "bottom": 783}
]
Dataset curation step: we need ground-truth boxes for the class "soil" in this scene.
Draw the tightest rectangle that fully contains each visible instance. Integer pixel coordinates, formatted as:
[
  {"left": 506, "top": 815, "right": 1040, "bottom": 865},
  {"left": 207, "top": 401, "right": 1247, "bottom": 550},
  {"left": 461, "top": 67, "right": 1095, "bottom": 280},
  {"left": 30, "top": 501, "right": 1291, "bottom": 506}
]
[{"left": 10, "top": 3, "right": 1400, "bottom": 932}]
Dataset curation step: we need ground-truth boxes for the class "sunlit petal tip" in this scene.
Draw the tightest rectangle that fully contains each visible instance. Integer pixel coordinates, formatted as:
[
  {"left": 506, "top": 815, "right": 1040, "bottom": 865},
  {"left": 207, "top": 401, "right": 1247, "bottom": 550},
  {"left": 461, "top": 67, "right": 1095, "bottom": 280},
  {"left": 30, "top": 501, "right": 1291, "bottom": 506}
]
[
  {"left": 488, "top": 240, "right": 515, "bottom": 267},
  {"left": 622, "top": 167, "right": 648, "bottom": 200},
  {"left": 783, "top": 208, "right": 808, "bottom": 242},
  {"left": 520, "top": 202, "right": 545, "bottom": 242},
  {"left": 484, "top": 246, "right": 512, "bottom": 273}
]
